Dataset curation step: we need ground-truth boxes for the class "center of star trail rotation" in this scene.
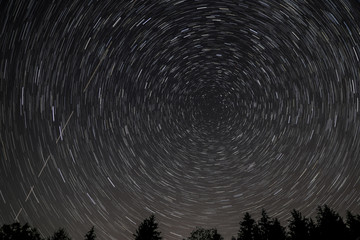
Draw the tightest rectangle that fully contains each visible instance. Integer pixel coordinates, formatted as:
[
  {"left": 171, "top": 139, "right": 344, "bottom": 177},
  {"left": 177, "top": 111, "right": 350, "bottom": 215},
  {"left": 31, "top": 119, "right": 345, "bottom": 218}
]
[{"left": 1, "top": 0, "right": 360, "bottom": 239}]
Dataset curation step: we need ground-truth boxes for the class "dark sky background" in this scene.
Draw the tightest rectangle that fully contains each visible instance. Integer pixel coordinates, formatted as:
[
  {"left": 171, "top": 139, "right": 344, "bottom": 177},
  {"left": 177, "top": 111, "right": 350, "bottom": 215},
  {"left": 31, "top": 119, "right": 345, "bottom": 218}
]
[{"left": 1, "top": 0, "right": 360, "bottom": 239}]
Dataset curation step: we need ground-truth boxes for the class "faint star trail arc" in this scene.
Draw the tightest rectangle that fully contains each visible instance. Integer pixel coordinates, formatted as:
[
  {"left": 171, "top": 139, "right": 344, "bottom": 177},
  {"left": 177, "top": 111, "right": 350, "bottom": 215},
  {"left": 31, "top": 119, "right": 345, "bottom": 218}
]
[{"left": 12, "top": 38, "right": 110, "bottom": 222}]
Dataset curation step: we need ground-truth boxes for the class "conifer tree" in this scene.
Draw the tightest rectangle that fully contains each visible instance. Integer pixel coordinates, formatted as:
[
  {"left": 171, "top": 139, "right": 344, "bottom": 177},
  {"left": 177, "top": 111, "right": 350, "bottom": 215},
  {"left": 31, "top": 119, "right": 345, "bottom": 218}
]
[
  {"left": 0, "top": 222, "right": 42, "bottom": 240},
  {"left": 346, "top": 211, "right": 360, "bottom": 240},
  {"left": 84, "top": 226, "right": 96, "bottom": 240},
  {"left": 316, "top": 205, "right": 346, "bottom": 240},
  {"left": 268, "top": 218, "right": 286, "bottom": 240},
  {"left": 133, "top": 214, "right": 162, "bottom": 240},
  {"left": 288, "top": 209, "right": 310, "bottom": 240},
  {"left": 238, "top": 212, "right": 258, "bottom": 240},
  {"left": 49, "top": 228, "right": 71, "bottom": 240},
  {"left": 258, "top": 209, "right": 271, "bottom": 240}
]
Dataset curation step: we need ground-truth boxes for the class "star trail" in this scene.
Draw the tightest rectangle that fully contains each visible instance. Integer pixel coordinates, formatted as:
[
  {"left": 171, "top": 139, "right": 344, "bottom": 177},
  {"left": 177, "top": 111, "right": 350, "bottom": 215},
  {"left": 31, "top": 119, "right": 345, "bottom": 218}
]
[{"left": 1, "top": 0, "right": 360, "bottom": 239}]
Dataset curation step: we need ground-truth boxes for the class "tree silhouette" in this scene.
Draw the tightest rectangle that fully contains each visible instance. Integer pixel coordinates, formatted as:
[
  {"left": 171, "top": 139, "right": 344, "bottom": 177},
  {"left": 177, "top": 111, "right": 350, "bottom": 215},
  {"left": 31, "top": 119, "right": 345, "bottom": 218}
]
[
  {"left": 316, "top": 205, "right": 346, "bottom": 240},
  {"left": 238, "top": 210, "right": 285, "bottom": 240},
  {"left": 268, "top": 218, "right": 286, "bottom": 240},
  {"left": 48, "top": 228, "right": 71, "bottom": 240},
  {"left": 84, "top": 226, "right": 96, "bottom": 240},
  {"left": 133, "top": 214, "right": 162, "bottom": 240},
  {"left": 1, "top": 205, "right": 359, "bottom": 240},
  {"left": 185, "top": 227, "right": 223, "bottom": 240},
  {"left": 288, "top": 209, "right": 310, "bottom": 240},
  {"left": 0, "top": 222, "right": 42, "bottom": 240},
  {"left": 258, "top": 209, "right": 271, "bottom": 240},
  {"left": 307, "top": 218, "right": 318, "bottom": 240},
  {"left": 238, "top": 212, "right": 259, "bottom": 240},
  {"left": 346, "top": 211, "right": 360, "bottom": 240}
]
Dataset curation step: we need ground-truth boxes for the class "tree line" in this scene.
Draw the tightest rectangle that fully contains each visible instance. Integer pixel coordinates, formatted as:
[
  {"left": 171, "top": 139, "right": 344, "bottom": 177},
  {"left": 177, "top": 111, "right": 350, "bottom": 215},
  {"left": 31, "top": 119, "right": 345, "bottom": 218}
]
[
  {"left": 0, "top": 224, "right": 95, "bottom": 240},
  {"left": 1, "top": 205, "right": 359, "bottom": 240}
]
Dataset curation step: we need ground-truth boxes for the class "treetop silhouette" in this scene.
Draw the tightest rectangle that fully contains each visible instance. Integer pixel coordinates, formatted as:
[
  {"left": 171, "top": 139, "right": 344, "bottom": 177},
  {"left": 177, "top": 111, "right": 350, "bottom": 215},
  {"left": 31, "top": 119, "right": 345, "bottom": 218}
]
[
  {"left": 48, "top": 228, "right": 71, "bottom": 240},
  {"left": 133, "top": 214, "right": 162, "bottom": 240},
  {"left": 1, "top": 205, "right": 360, "bottom": 240},
  {"left": 237, "top": 205, "right": 360, "bottom": 240},
  {"left": 0, "top": 222, "right": 42, "bottom": 240},
  {"left": 84, "top": 226, "right": 96, "bottom": 240}
]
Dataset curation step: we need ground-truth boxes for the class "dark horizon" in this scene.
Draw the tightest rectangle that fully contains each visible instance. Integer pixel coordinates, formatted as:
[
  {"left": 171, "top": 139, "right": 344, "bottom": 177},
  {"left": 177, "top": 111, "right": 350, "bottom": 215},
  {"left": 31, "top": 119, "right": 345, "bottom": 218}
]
[{"left": 1, "top": 205, "right": 360, "bottom": 240}]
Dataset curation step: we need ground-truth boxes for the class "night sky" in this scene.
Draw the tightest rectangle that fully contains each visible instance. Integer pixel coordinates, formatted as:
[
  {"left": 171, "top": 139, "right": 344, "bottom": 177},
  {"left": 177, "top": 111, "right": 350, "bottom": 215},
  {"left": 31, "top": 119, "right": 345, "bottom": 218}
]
[{"left": 1, "top": 0, "right": 360, "bottom": 239}]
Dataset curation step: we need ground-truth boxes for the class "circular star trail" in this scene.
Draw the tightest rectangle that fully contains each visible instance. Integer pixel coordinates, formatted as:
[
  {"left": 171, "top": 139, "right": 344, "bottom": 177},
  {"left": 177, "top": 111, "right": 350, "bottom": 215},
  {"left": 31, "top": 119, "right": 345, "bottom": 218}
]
[{"left": 1, "top": 0, "right": 360, "bottom": 239}]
